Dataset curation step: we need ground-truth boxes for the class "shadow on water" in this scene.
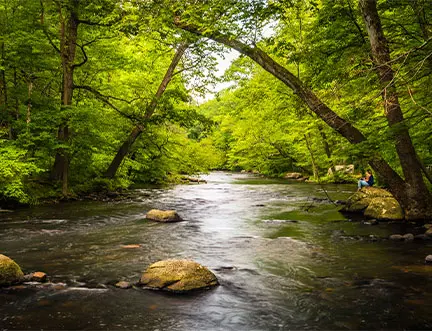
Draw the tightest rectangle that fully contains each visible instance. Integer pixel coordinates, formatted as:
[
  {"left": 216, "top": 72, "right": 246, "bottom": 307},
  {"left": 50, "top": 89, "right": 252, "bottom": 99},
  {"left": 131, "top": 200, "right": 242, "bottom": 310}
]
[{"left": 1, "top": 171, "right": 432, "bottom": 330}]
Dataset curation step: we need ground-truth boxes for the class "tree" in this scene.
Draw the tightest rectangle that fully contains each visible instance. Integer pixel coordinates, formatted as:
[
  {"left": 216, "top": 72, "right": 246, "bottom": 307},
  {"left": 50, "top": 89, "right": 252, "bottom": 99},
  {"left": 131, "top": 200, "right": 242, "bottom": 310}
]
[
  {"left": 104, "top": 42, "right": 189, "bottom": 178},
  {"left": 358, "top": 0, "right": 432, "bottom": 220},
  {"left": 172, "top": 0, "right": 432, "bottom": 219}
]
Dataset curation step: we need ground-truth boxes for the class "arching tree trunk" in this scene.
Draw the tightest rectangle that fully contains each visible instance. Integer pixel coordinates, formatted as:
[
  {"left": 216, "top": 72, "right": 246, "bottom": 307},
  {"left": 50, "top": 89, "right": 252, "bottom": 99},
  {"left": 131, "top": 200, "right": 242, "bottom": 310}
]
[
  {"left": 175, "top": 17, "right": 432, "bottom": 219},
  {"left": 359, "top": 0, "right": 432, "bottom": 219},
  {"left": 104, "top": 43, "right": 188, "bottom": 178}
]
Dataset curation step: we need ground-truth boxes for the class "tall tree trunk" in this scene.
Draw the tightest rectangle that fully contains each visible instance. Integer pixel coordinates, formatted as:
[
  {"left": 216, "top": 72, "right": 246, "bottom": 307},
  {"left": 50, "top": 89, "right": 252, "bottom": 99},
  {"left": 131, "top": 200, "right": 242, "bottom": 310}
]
[
  {"left": 0, "top": 41, "right": 9, "bottom": 138},
  {"left": 51, "top": 1, "right": 79, "bottom": 196},
  {"left": 176, "top": 17, "right": 432, "bottom": 219},
  {"left": 26, "top": 80, "right": 33, "bottom": 126},
  {"left": 104, "top": 43, "right": 188, "bottom": 179},
  {"left": 359, "top": 0, "right": 432, "bottom": 219},
  {"left": 317, "top": 124, "right": 334, "bottom": 173},
  {"left": 305, "top": 134, "right": 318, "bottom": 180}
]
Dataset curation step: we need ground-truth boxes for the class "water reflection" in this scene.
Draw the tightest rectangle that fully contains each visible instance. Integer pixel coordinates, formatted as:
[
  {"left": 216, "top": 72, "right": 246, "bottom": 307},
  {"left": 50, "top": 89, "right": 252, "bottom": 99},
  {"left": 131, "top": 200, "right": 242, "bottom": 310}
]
[{"left": 1, "top": 172, "right": 432, "bottom": 330}]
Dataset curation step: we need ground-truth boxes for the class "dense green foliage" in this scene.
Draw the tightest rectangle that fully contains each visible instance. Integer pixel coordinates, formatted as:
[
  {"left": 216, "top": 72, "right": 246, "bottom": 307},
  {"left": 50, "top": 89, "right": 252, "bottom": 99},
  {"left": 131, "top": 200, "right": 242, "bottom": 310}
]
[
  {"left": 0, "top": 0, "right": 431, "bottom": 209},
  {"left": 196, "top": 0, "right": 432, "bottom": 185}
]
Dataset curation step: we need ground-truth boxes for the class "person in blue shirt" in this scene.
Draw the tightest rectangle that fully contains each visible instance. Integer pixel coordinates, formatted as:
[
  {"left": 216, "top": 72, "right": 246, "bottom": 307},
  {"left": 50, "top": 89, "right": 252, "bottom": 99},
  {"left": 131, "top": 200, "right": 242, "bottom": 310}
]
[{"left": 358, "top": 170, "right": 374, "bottom": 190}]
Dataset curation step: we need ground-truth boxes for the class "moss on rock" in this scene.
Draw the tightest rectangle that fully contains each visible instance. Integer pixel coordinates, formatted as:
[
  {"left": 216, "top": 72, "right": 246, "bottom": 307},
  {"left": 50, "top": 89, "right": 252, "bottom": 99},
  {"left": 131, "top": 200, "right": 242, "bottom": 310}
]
[
  {"left": 0, "top": 254, "right": 24, "bottom": 286},
  {"left": 145, "top": 209, "right": 183, "bottom": 222},
  {"left": 342, "top": 187, "right": 403, "bottom": 220},
  {"left": 364, "top": 197, "right": 404, "bottom": 220},
  {"left": 139, "top": 259, "right": 218, "bottom": 292}
]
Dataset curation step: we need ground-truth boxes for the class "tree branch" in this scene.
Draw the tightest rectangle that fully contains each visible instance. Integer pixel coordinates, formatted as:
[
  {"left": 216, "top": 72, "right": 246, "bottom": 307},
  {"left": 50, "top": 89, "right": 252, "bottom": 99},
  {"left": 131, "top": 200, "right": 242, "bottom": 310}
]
[
  {"left": 39, "top": 0, "right": 61, "bottom": 54},
  {"left": 72, "top": 43, "right": 88, "bottom": 68},
  {"left": 73, "top": 84, "right": 140, "bottom": 122},
  {"left": 77, "top": 19, "right": 113, "bottom": 27}
]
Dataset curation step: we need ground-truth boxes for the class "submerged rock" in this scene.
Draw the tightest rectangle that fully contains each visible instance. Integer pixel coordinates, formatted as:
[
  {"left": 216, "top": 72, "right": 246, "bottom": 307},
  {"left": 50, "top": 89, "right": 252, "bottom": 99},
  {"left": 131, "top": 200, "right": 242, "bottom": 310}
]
[
  {"left": 139, "top": 259, "right": 218, "bottom": 292},
  {"left": 342, "top": 187, "right": 403, "bottom": 220},
  {"left": 0, "top": 254, "right": 24, "bottom": 286},
  {"left": 145, "top": 209, "right": 183, "bottom": 222},
  {"left": 389, "top": 234, "right": 414, "bottom": 242}
]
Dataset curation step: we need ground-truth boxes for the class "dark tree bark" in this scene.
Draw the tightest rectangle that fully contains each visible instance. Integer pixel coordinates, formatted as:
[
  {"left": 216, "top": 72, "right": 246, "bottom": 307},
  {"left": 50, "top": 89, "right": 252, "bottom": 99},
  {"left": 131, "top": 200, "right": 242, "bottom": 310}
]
[
  {"left": 359, "top": 0, "right": 432, "bottom": 219},
  {"left": 51, "top": 0, "right": 79, "bottom": 196},
  {"left": 104, "top": 43, "right": 189, "bottom": 179},
  {"left": 0, "top": 41, "right": 10, "bottom": 138},
  {"left": 175, "top": 16, "right": 432, "bottom": 219}
]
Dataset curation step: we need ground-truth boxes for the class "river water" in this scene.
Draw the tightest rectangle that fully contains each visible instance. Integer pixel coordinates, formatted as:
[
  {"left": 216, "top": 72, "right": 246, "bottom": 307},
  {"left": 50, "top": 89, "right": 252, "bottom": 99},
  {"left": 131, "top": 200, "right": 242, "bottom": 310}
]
[{"left": 1, "top": 172, "right": 432, "bottom": 330}]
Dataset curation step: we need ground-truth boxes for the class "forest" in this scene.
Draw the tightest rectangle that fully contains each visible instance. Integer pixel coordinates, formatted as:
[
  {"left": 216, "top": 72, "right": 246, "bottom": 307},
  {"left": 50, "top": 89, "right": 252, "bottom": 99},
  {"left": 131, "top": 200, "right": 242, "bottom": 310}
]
[{"left": 1, "top": 0, "right": 431, "bottom": 219}]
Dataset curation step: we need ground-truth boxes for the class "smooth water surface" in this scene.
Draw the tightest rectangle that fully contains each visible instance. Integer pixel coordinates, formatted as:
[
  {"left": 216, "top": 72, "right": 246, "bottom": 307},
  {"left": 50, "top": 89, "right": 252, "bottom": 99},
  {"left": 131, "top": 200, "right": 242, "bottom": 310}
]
[{"left": 1, "top": 172, "right": 432, "bottom": 330}]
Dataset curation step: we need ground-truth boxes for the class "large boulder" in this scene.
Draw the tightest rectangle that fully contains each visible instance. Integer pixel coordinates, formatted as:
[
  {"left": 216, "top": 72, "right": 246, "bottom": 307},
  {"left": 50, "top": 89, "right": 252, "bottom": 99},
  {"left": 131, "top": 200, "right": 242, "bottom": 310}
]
[
  {"left": 342, "top": 187, "right": 404, "bottom": 220},
  {"left": 145, "top": 209, "right": 183, "bottom": 222},
  {"left": 364, "top": 197, "right": 404, "bottom": 220},
  {"left": 0, "top": 254, "right": 24, "bottom": 286},
  {"left": 139, "top": 259, "right": 218, "bottom": 292}
]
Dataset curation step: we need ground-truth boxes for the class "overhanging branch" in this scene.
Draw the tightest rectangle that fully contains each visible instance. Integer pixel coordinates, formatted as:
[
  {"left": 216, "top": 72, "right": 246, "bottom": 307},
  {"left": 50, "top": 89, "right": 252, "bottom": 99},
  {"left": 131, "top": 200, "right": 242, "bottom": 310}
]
[{"left": 73, "top": 84, "right": 141, "bottom": 122}]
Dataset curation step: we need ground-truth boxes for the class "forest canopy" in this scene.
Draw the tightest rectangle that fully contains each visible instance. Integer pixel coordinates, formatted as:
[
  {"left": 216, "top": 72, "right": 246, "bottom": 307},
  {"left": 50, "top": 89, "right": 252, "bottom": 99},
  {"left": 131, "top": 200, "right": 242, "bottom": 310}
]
[{"left": 0, "top": 0, "right": 431, "bottom": 218}]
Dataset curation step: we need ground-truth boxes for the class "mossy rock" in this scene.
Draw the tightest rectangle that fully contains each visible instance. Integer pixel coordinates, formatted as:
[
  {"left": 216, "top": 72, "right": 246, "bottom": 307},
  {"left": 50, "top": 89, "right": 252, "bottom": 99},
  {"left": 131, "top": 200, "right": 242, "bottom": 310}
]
[
  {"left": 364, "top": 197, "right": 404, "bottom": 220},
  {"left": 342, "top": 187, "right": 403, "bottom": 220},
  {"left": 342, "top": 196, "right": 373, "bottom": 212},
  {"left": 0, "top": 254, "right": 24, "bottom": 286},
  {"left": 139, "top": 259, "right": 218, "bottom": 292},
  {"left": 358, "top": 187, "right": 393, "bottom": 198},
  {"left": 145, "top": 209, "right": 183, "bottom": 222}
]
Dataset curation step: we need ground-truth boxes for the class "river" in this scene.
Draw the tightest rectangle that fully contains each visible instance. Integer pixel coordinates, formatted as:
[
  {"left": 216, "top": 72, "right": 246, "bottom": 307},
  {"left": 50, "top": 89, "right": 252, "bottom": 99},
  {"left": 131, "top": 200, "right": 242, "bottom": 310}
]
[{"left": 1, "top": 172, "right": 432, "bottom": 330}]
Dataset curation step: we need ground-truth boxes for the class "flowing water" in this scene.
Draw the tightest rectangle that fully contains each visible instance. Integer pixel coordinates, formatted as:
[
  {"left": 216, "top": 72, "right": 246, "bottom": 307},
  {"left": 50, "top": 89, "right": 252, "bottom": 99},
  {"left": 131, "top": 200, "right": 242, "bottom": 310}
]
[{"left": 1, "top": 172, "right": 432, "bottom": 330}]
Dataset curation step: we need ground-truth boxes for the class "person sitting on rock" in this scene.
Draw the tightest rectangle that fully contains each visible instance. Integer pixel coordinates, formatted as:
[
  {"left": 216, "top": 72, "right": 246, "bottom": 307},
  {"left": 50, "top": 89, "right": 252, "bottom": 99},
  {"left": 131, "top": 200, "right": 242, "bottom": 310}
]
[{"left": 358, "top": 170, "right": 374, "bottom": 190}]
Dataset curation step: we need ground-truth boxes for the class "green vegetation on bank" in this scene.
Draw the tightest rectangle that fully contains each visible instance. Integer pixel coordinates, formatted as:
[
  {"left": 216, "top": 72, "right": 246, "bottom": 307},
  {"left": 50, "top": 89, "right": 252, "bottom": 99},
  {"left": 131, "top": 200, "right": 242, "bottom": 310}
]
[{"left": 0, "top": 0, "right": 431, "bottom": 218}]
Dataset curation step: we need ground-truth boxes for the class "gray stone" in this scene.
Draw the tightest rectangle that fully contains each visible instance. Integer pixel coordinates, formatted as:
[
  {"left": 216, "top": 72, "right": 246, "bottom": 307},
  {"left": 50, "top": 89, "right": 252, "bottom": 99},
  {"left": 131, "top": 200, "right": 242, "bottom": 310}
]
[{"left": 425, "top": 255, "right": 432, "bottom": 264}]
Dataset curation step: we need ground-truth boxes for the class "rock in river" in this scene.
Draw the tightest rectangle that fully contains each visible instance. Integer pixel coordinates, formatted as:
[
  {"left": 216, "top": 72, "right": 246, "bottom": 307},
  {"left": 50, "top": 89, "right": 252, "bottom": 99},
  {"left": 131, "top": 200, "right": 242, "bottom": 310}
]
[
  {"left": 0, "top": 254, "right": 24, "bottom": 286},
  {"left": 139, "top": 259, "right": 218, "bottom": 292},
  {"left": 30, "top": 271, "right": 47, "bottom": 282},
  {"left": 145, "top": 209, "right": 183, "bottom": 222},
  {"left": 342, "top": 187, "right": 404, "bottom": 220},
  {"left": 283, "top": 172, "right": 303, "bottom": 179},
  {"left": 115, "top": 281, "right": 132, "bottom": 289}
]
